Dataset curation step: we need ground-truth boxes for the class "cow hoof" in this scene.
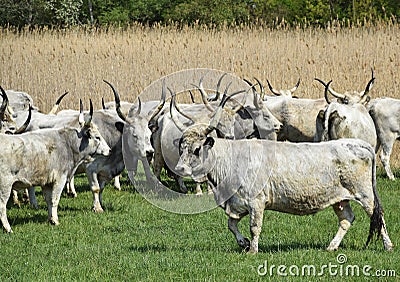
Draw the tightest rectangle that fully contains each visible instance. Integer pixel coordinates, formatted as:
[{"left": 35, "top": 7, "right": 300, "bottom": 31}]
[
  {"left": 238, "top": 238, "right": 250, "bottom": 250},
  {"left": 92, "top": 207, "right": 104, "bottom": 213},
  {"left": 247, "top": 249, "right": 258, "bottom": 254},
  {"left": 326, "top": 245, "right": 338, "bottom": 252},
  {"left": 49, "top": 219, "right": 60, "bottom": 226},
  {"left": 4, "top": 227, "right": 13, "bottom": 233},
  {"left": 67, "top": 192, "right": 77, "bottom": 198},
  {"left": 385, "top": 243, "right": 394, "bottom": 252}
]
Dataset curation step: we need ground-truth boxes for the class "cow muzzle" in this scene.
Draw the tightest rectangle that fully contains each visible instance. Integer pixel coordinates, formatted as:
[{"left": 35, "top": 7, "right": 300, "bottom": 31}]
[{"left": 175, "top": 162, "right": 192, "bottom": 177}]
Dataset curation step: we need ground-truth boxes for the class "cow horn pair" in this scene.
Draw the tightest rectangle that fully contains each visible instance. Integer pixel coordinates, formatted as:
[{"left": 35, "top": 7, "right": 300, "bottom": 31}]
[
  {"left": 170, "top": 87, "right": 245, "bottom": 136},
  {"left": 194, "top": 72, "right": 229, "bottom": 111},
  {"left": 103, "top": 80, "right": 165, "bottom": 124},
  {"left": 200, "top": 72, "right": 228, "bottom": 103},
  {"left": 243, "top": 77, "right": 265, "bottom": 109},
  {"left": 195, "top": 74, "right": 243, "bottom": 114},
  {"left": 78, "top": 99, "right": 93, "bottom": 126},
  {"left": 316, "top": 68, "right": 375, "bottom": 104},
  {"left": 267, "top": 79, "right": 300, "bottom": 96}
]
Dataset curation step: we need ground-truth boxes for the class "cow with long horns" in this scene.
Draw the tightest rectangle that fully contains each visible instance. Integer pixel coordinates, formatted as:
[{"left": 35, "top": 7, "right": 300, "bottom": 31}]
[
  {"left": 0, "top": 100, "right": 111, "bottom": 232},
  {"left": 171, "top": 93, "right": 393, "bottom": 253}
]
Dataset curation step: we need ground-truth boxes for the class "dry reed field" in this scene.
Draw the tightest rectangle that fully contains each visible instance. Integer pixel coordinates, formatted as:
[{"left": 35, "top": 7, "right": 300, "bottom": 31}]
[{"left": 1, "top": 23, "right": 400, "bottom": 166}]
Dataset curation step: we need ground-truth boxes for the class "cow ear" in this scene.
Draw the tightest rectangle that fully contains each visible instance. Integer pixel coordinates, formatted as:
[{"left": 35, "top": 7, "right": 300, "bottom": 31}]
[
  {"left": 115, "top": 122, "right": 124, "bottom": 133},
  {"left": 204, "top": 136, "right": 215, "bottom": 148},
  {"left": 317, "top": 109, "right": 325, "bottom": 120}
]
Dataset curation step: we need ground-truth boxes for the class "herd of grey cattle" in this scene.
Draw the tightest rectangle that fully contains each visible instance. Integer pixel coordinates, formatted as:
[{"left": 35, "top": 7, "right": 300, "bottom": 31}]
[{"left": 0, "top": 70, "right": 397, "bottom": 253}]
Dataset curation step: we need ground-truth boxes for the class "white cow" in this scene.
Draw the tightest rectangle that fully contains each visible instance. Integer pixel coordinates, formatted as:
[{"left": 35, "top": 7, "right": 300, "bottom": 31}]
[
  {"left": 368, "top": 97, "right": 400, "bottom": 180},
  {"left": 0, "top": 101, "right": 111, "bottom": 232},
  {"left": 171, "top": 100, "right": 393, "bottom": 254}
]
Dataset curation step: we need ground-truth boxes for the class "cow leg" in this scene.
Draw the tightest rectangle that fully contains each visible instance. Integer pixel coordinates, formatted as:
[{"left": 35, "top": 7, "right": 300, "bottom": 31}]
[
  {"left": 248, "top": 206, "right": 265, "bottom": 254},
  {"left": 195, "top": 182, "right": 203, "bottom": 195},
  {"left": 327, "top": 201, "right": 355, "bottom": 251},
  {"left": 87, "top": 171, "right": 104, "bottom": 213},
  {"left": 379, "top": 136, "right": 395, "bottom": 180},
  {"left": 28, "top": 187, "right": 38, "bottom": 209},
  {"left": 228, "top": 217, "right": 250, "bottom": 250},
  {"left": 11, "top": 189, "right": 21, "bottom": 208},
  {"left": 0, "top": 188, "right": 13, "bottom": 233},
  {"left": 66, "top": 176, "right": 78, "bottom": 197},
  {"left": 114, "top": 175, "right": 121, "bottom": 191},
  {"left": 42, "top": 178, "right": 65, "bottom": 226}
]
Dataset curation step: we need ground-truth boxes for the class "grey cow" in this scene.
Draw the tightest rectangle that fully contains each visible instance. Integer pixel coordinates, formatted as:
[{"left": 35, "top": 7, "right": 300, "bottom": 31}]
[
  {"left": 368, "top": 97, "right": 400, "bottom": 180},
  {"left": 0, "top": 101, "right": 111, "bottom": 232},
  {"left": 171, "top": 100, "right": 393, "bottom": 254}
]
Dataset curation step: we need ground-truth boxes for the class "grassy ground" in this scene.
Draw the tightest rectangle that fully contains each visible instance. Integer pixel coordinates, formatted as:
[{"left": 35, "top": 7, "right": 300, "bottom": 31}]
[{"left": 0, "top": 167, "right": 399, "bottom": 281}]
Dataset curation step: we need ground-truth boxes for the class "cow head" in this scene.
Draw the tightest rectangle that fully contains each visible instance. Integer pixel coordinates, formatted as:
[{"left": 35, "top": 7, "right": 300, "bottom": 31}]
[
  {"left": 315, "top": 69, "right": 375, "bottom": 105},
  {"left": 243, "top": 79, "right": 283, "bottom": 139},
  {"left": 104, "top": 80, "right": 164, "bottom": 160},
  {"left": 0, "top": 86, "right": 19, "bottom": 134},
  {"left": 77, "top": 99, "right": 111, "bottom": 157},
  {"left": 171, "top": 89, "right": 241, "bottom": 181}
]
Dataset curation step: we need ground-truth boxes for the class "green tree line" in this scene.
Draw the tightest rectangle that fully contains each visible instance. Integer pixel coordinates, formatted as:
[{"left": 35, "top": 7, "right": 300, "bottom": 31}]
[{"left": 1, "top": 0, "right": 399, "bottom": 28}]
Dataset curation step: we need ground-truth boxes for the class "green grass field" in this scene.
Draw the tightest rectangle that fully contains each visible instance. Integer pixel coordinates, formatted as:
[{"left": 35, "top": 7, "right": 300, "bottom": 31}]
[{"left": 0, "top": 167, "right": 399, "bottom": 281}]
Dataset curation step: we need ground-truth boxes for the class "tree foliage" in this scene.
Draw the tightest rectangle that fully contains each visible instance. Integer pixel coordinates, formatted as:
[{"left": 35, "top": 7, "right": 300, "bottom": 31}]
[{"left": 0, "top": 0, "right": 399, "bottom": 28}]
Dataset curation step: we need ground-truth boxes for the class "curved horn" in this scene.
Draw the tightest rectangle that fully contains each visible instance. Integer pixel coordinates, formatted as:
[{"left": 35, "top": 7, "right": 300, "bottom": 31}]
[
  {"left": 314, "top": 77, "right": 345, "bottom": 99},
  {"left": 267, "top": 79, "right": 281, "bottom": 96},
  {"left": 289, "top": 78, "right": 301, "bottom": 93},
  {"left": 188, "top": 90, "right": 195, "bottom": 103},
  {"left": 0, "top": 86, "right": 9, "bottom": 120},
  {"left": 48, "top": 91, "right": 68, "bottom": 114},
  {"left": 84, "top": 99, "right": 93, "bottom": 125},
  {"left": 212, "top": 72, "right": 228, "bottom": 102},
  {"left": 169, "top": 90, "right": 188, "bottom": 133},
  {"left": 172, "top": 92, "right": 196, "bottom": 123},
  {"left": 361, "top": 68, "right": 375, "bottom": 99},
  {"left": 78, "top": 99, "right": 84, "bottom": 125},
  {"left": 253, "top": 77, "right": 265, "bottom": 98},
  {"left": 148, "top": 79, "right": 166, "bottom": 123},
  {"left": 101, "top": 97, "right": 106, "bottom": 110},
  {"left": 103, "top": 80, "right": 127, "bottom": 122},
  {"left": 193, "top": 75, "right": 214, "bottom": 112},
  {"left": 324, "top": 80, "right": 333, "bottom": 104},
  {"left": 14, "top": 104, "right": 32, "bottom": 134},
  {"left": 136, "top": 97, "right": 142, "bottom": 115}
]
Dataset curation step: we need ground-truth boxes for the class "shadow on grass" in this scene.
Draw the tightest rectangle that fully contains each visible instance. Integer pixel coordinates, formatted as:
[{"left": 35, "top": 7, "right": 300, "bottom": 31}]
[
  {"left": 9, "top": 213, "right": 48, "bottom": 227},
  {"left": 128, "top": 239, "right": 373, "bottom": 254}
]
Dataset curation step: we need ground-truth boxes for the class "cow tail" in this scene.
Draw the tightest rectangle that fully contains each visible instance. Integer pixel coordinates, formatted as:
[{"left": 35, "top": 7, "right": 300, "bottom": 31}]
[{"left": 366, "top": 151, "right": 384, "bottom": 247}]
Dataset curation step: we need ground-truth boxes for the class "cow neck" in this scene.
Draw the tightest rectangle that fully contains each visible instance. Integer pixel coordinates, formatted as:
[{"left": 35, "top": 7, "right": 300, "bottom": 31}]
[
  {"left": 58, "top": 126, "right": 91, "bottom": 168},
  {"left": 206, "top": 138, "right": 232, "bottom": 188}
]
